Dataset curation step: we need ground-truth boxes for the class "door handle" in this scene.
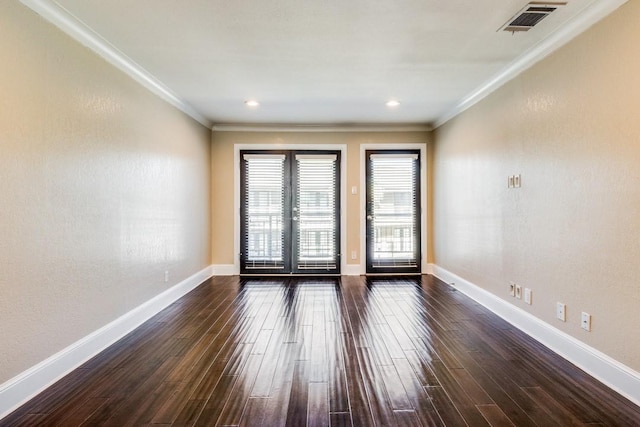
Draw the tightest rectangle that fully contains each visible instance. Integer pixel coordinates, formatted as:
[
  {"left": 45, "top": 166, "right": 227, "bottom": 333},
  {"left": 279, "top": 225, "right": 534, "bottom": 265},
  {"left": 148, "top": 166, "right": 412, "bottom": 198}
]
[{"left": 366, "top": 215, "right": 373, "bottom": 220}]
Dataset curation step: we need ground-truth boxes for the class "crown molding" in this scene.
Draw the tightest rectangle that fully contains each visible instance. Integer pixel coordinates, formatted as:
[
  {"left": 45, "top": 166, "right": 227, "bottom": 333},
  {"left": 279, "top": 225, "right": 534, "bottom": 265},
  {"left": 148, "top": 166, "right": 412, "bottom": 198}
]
[
  {"left": 20, "top": 0, "right": 212, "bottom": 128},
  {"left": 212, "top": 123, "right": 433, "bottom": 133},
  {"left": 435, "top": 0, "right": 629, "bottom": 129}
]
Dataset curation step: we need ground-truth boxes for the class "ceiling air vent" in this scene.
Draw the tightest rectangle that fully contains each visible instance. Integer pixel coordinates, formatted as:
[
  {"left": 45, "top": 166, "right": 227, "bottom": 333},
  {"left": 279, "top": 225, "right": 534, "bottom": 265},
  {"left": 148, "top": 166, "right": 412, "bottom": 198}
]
[{"left": 499, "top": 2, "right": 567, "bottom": 33}]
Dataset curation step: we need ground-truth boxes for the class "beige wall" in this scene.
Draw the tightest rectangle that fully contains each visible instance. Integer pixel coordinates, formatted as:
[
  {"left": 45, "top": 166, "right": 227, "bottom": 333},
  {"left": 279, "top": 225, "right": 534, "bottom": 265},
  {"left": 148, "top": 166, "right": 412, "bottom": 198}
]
[
  {"left": 0, "top": 2, "right": 211, "bottom": 384},
  {"left": 434, "top": 1, "right": 640, "bottom": 370},
  {"left": 211, "top": 131, "right": 432, "bottom": 267}
]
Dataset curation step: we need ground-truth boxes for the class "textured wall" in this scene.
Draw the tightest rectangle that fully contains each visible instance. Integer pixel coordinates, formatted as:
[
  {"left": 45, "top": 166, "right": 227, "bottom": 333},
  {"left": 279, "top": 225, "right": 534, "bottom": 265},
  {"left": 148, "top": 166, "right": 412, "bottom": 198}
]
[
  {"left": 210, "top": 131, "right": 432, "bottom": 267},
  {"left": 0, "top": 2, "right": 211, "bottom": 384},
  {"left": 434, "top": 1, "right": 640, "bottom": 370}
]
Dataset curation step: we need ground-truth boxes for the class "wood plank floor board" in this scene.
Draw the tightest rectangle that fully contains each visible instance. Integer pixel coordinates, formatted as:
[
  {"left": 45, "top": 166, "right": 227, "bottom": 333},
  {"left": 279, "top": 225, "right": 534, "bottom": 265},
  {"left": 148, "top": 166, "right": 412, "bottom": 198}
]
[
  {"left": 307, "top": 382, "right": 330, "bottom": 427},
  {"left": 430, "top": 361, "right": 492, "bottom": 426},
  {"left": 476, "top": 404, "right": 517, "bottom": 427},
  {"left": 165, "top": 398, "right": 204, "bottom": 427},
  {"left": 403, "top": 349, "right": 441, "bottom": 387},
  {"left": 340, "top": 323, "right": 375, "bottom": 426},
  {"left": 2, "top": 275, "right": 639, "bottom": 427},
  {"left": 521, "top": 386, "right": 586, "bottom": 426},
  {"left": 285, "top": 361, "right": 310, "bottom": 427},
  {"left": 428, "top": 385, "right": 471, "bottom": 427},
  {"left": 449, "top": 349, "right": 539, "bottom": 427},
  {"left": 329, "top": 411, "right": 352, "bottom": 426},
  {"left": 238, "top": 397, "right": 268, "bottom": 427},
  {"left": 78, "top": 397, "right": 126, "bottom": 426},
  {"left": 466, "top": 350, "right": 561, "bottom": 427},
  {"left": 510, "top": 345, "right": 613, "bottom": 424},
  {"left": 99, "top": 356, "right": 181, "bottom": 426},
  {"left": 261, "top": 380, "right": 293, "bottom": 426},
  {"left": 392, "top": 357, "right": 445, "bottom": 426},
  {"left": 216, "top": 353, "right": 264, "bottom": 426},
  {"left": 355, "top": 347, "right": 398, "bottom": 426},
  {"left": 393, "top": 409, "right": 422, "bottom": 426},
  {"left": 192, "top": 374, "right": 237, "bottom": 426}
]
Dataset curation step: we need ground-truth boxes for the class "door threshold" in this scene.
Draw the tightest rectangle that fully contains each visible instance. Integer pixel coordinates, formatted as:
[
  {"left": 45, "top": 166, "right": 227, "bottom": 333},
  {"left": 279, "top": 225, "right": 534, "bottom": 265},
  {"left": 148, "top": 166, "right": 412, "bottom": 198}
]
[
  {"left": 364, "top": 273, "right": 423, "bottom": 276},
  {"left": 240, "top": 274, "right": 341, "bottom": 277}
]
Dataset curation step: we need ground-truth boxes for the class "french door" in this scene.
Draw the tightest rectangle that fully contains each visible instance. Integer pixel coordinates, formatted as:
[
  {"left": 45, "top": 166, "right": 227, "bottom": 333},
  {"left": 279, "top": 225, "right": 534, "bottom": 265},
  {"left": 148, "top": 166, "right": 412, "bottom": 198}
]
[
  {"left": 240, "top": 150, "right": 340, "bottom": 275},
  {"left": 366, "top": 150, "right": 421, "bottom": 274}
]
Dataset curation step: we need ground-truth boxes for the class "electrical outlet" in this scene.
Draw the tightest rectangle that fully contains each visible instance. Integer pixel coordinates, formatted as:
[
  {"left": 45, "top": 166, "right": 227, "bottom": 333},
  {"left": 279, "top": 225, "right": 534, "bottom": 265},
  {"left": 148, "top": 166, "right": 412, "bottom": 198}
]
[
  {"left": 514, "top": 174, "right": 521, "bottom": 188},
  {"left": 164, "top": 270, "right": 169, "bottom": 283},
  {"left": 524, "top": 288, "right": 532, "bottom": 305},
  {"left": 556, "top": 303, "right": 566, "bottom": 322},
  {"left": 515, "top": 284, "right": 522, "bottom": 299},
  {"left": 508, "top": 175, "right": 515, "bottom": 188},
  {"left": 509, "top": 282, "right": 516, "bottom": 297},
  {"left": 581, "top": 312, "right": 592, "bottom": 331},
  {"left": 351, "top": 250, "right": 357, "bottom": 260}
]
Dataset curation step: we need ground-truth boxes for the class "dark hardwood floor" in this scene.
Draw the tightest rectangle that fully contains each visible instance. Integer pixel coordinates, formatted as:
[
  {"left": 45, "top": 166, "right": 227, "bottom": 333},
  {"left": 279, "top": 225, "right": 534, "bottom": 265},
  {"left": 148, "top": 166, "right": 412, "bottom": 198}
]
[{"left": 2, "top": 275, "right": 639, "bottom": 426}]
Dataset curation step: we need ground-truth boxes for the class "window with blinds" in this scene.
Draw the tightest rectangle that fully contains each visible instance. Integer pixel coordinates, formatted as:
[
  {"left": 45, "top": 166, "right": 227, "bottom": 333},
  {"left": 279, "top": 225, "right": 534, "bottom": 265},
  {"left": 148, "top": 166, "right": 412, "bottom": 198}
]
[
  {"left": 241, "top": 154, "right": 286, "bottom": 271},
  {"left": 366, "top": 151, "right": 420, "bottom": 273},
  {"left": 294, "top": 154, "right": 338, "bottom": 271}
]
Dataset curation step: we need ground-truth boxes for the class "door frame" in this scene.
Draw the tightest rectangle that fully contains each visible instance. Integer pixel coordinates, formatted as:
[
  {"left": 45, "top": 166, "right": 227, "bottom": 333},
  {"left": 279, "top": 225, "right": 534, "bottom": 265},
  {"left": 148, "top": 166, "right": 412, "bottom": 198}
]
[
  {"left": 234, "top": 144, "right": 347, "bottom": 275},
  {"left": 360, "top": 143, "right": 428, "bottom": 275}
]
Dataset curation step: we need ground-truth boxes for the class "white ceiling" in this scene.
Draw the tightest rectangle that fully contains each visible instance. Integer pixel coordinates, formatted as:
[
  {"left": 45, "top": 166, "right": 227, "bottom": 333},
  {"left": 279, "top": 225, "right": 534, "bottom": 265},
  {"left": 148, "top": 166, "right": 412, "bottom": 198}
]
[{"left": 29, "top": 0, "right": 625, "bottom": 127}]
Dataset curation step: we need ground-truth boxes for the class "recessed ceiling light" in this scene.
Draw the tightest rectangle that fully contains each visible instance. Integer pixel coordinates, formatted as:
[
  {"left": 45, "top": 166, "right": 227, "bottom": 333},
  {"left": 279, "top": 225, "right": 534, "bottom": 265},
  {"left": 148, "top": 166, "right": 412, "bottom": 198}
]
[
  {"left": 245, "top": 100, "right": 260, "bottom": 107},
  {"left": 386, "top": 100, "right": 400, "bottom": 107}
]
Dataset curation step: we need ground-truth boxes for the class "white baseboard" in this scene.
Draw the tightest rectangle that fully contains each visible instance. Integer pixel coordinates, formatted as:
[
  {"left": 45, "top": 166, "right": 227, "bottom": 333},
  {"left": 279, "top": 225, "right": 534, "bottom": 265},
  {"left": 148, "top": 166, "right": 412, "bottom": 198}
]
[
  {"left": 429, "top": 263, "right": 640, "bottom": 407},
  {"left": 0, "top": 265, "right": 214, "bottom": 420},
  {"left": 343, "top": 264, "right": 362, "bottom": 276},
  {"left": 212, "top": 264, "right": 237, "bottom": 276}
]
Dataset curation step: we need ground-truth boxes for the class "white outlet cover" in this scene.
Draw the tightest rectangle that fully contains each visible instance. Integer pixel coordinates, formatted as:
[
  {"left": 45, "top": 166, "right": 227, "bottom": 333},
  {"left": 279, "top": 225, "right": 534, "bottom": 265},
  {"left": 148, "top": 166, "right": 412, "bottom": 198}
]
[
  {"left": 515, "top": 285, "right": 522, "bottom": 299},
  {"left": 509, "top": 282, "right": 516, "bottom": 297},
  {"left": 524, "top": 288, "right": 532, "bottom": 305},
  {"left": 581, "top": 312, "right": 592, "bottom": 331},
  {"left": 556, "top": 303, "right": 566, "bottom": 321}
]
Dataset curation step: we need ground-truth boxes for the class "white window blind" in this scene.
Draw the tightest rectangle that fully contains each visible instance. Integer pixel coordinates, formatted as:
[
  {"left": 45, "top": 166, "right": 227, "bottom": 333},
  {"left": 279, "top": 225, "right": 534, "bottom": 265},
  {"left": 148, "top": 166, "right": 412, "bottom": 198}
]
[
  {"left": 243, "top": 154, "right": 285, "bottom": 270},
  {"left": 295, "top": 155, "right": 338, "bottom": 270},
  {"left": 369, "top": 154, "right": 419, "bottom": 268}
]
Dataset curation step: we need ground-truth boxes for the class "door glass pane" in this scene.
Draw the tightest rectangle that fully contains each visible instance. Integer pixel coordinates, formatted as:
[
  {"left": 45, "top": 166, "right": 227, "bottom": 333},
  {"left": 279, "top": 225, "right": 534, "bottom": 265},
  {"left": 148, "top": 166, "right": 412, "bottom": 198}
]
[
  {"left": 368, "top": 153, "right": 419, "bottom": 271},
  {"left": 243, "top": 154, "right": 285, "bottom": 270},
  {"left": 295, "top": 154, "right": 338, "bottom": 271}
]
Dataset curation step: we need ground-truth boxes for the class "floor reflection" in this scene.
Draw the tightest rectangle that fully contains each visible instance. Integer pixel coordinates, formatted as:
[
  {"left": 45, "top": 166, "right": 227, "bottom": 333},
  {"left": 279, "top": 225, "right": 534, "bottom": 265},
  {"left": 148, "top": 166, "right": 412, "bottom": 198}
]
[
  {"left": 227, "top": 276, "right": 439, "bottom": 425},
  {"left": 214, "top": 278, "right": 344, "bottom": 425}
]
